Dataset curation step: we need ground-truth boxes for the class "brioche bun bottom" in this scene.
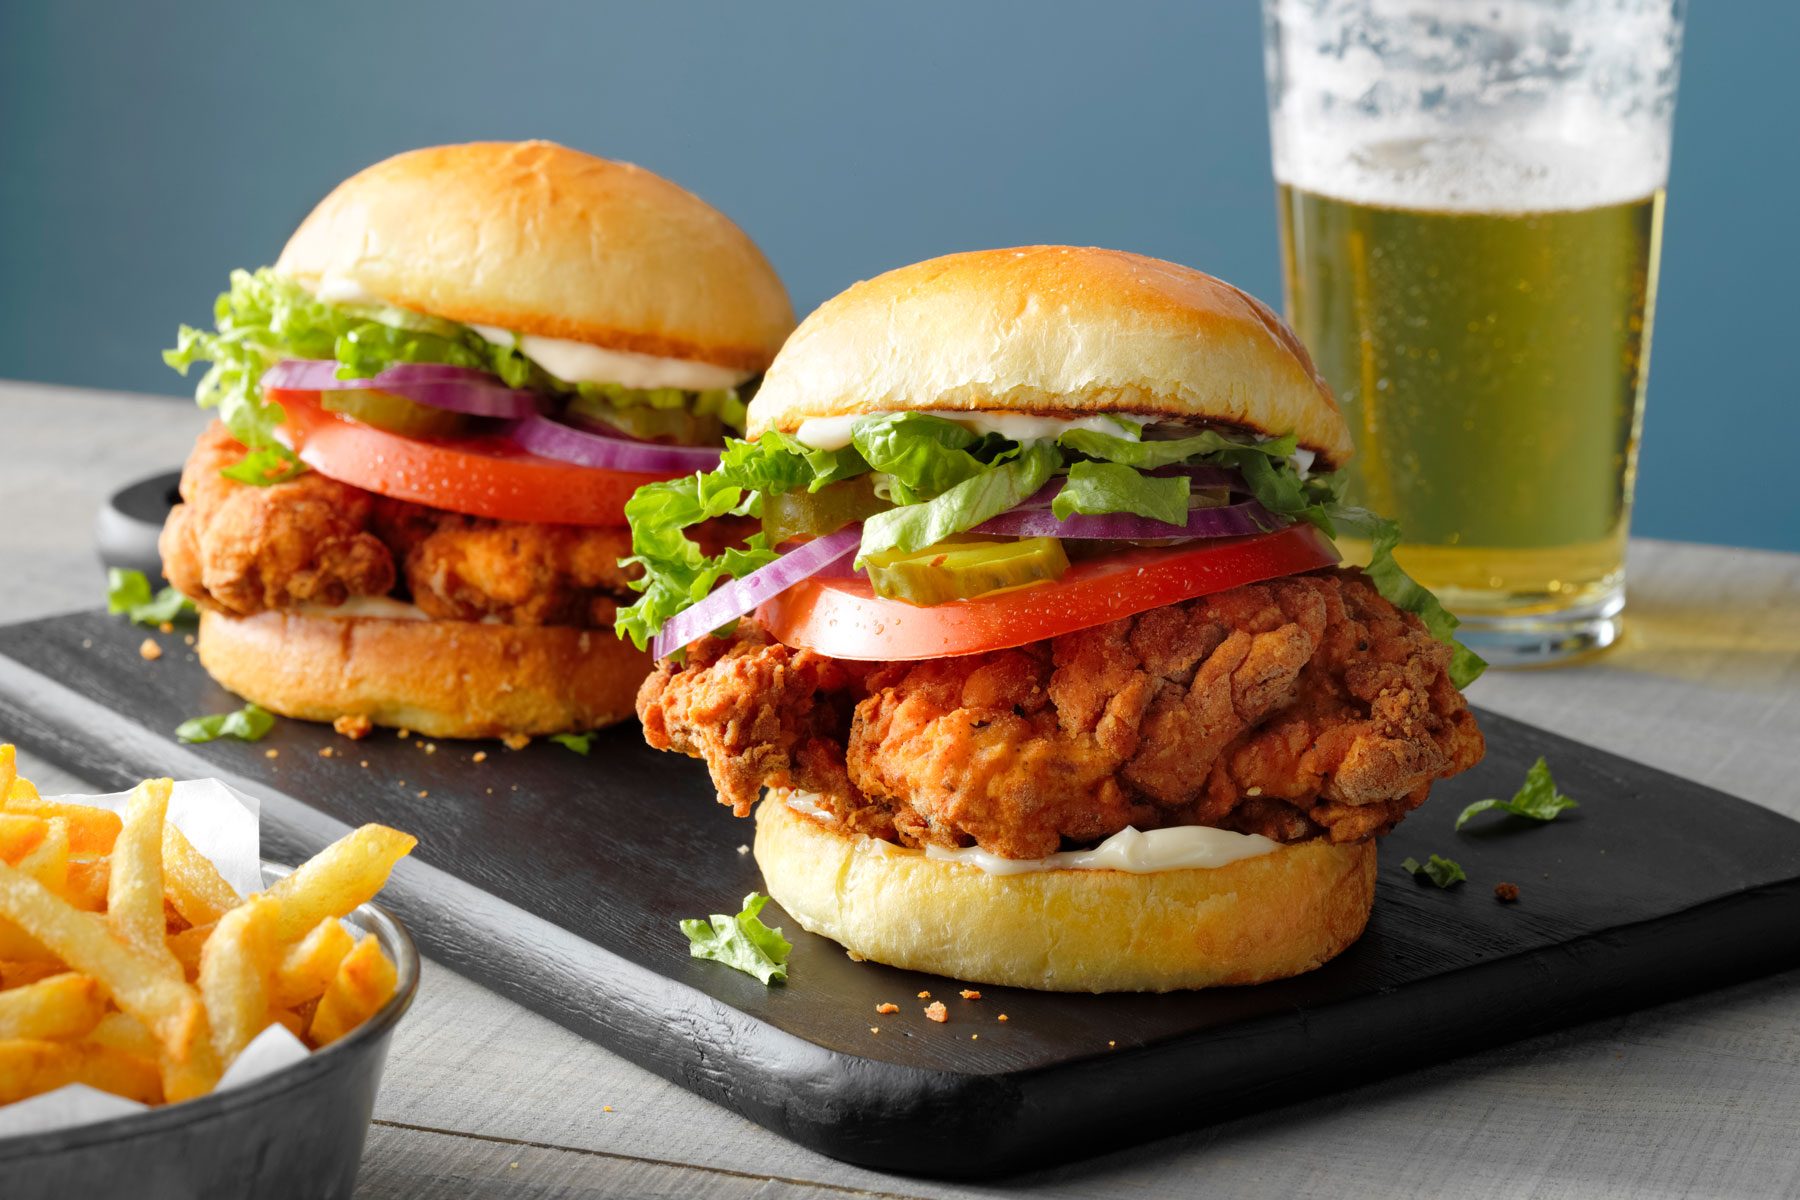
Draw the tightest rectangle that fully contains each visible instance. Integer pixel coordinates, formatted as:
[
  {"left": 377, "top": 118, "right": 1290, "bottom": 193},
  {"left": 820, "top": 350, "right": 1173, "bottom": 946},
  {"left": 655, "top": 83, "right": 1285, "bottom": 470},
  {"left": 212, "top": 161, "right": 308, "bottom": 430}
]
[
  {"left": 197, "top": 609, "right": 648, "bottom": 740},
  {"left": 755, "top": 796, "right": 1376, "bottom": 993}
]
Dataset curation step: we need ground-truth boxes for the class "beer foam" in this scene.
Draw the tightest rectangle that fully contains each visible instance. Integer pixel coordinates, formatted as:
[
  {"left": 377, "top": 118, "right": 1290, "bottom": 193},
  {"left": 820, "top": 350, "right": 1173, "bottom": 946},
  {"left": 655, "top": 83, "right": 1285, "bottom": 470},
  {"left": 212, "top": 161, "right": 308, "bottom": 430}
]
[{"left": 1266, "top": 0, "right": 1682, "bottom": 212}]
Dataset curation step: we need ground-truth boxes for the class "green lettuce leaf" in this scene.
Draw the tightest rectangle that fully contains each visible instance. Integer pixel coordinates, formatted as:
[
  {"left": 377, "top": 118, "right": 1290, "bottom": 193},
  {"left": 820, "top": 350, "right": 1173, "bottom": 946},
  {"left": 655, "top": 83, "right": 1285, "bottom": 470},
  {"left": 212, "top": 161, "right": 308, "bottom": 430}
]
[
  {"left": 857, "top": 441, "right": 1059, "bottom": 565},
  {"left": 852, "top": 412, "right": 993, "bottom": 505},
  {"left": 166, "top": 268, "right": 744, "bottom": 485},
  {"left": 1331, "top": 509, "right": 1487, "bottom": 689},
  {"left": 175, "top": 702, "right": 275, "bottom": 744},
  {"left": 680, "top": 892, "right": 792, "bottom": 984},
  {"left": 549, "top": 732, "right": 595, "bottom": 755},
  {"left": 1456, "top": 757, "right": 1578, "bottom": 830},
  {"left": 1058, "top": 427, "right": 1296, "bottom": 471},
  {"left": 1401, "top": 854, "right": 1467, "bottom": 888},
  {"left": 106, "top": 568, "right": 197, "bottom": 626},
  {"left": 1052, "top": 460, "right": 1191, "bottom": 525}
]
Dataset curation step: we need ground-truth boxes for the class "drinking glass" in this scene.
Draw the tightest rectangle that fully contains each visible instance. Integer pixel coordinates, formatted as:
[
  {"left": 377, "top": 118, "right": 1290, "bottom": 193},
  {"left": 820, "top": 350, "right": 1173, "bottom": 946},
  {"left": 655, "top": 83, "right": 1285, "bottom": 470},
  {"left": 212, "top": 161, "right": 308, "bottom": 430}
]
[{"left": 1263, "top": 0, "right": 1685, "bottom": 664}]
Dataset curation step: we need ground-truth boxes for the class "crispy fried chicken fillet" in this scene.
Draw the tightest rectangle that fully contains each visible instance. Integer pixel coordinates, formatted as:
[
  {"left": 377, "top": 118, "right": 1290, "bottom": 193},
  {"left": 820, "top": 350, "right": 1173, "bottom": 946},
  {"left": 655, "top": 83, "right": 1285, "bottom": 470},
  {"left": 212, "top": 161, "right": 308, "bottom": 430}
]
[
  {"left": 161, "top": 422, "right": 745, "bottom": 626},
  {"left": 638, "top": 569, "right": 1484, "bottom": 858}
]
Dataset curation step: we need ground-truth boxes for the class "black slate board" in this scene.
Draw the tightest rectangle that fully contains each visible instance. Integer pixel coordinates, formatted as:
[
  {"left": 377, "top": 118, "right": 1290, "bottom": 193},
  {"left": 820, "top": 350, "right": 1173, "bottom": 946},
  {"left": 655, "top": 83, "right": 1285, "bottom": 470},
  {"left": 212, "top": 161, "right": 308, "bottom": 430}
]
[{"left": 3, "top": 608, "right": 1799, "bottom": 1179}]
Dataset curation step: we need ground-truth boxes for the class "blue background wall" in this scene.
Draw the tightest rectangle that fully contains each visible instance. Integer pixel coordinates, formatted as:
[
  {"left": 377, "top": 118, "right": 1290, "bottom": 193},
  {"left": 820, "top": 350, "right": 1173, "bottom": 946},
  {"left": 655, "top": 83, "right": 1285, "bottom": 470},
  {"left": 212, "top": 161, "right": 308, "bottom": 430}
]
[{"left": 2, "top": 1, "right": 1794, "bottom": 551}]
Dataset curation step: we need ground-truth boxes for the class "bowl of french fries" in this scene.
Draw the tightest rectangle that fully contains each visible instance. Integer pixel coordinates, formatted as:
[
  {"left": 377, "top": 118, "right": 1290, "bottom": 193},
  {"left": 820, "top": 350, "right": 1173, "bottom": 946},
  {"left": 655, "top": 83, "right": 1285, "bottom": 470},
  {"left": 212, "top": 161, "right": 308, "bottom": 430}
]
[{"left": 0, "top": 746, "right": 420, "bottom": 1200}]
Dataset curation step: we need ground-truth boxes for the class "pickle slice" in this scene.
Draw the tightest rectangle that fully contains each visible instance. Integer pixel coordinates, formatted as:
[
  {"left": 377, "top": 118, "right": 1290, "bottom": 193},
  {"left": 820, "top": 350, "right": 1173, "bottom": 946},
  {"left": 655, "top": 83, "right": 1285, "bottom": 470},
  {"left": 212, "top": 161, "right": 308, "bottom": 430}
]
[
  {"left": 762, "top": 476, "right": 889, "bottom": 543},
  {"left": 319, "top": 389, "right": 472, "bottom": 437},
  {"left": 864, "top": 536, "right": 1069, "bottom": 605},
  {"left": 565, "top": 394, "right": 725, "bottom": 444}
]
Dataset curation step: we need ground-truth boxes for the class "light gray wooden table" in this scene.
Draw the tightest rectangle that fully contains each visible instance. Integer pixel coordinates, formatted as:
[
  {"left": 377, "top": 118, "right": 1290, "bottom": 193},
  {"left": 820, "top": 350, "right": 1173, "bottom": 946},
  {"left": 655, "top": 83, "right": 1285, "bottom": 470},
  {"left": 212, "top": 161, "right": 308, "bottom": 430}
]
[{"left": 3, "top": 380, "right": 1798, "bottom": 1199}]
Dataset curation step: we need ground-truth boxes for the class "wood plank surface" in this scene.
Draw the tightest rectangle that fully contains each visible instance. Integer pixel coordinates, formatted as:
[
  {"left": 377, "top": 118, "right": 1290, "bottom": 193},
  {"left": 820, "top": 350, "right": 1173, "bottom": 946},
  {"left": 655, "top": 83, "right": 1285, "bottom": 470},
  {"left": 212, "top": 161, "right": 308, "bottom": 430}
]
[{"left": 2, "top": 382, "right": 1798, "bottom": 1198}]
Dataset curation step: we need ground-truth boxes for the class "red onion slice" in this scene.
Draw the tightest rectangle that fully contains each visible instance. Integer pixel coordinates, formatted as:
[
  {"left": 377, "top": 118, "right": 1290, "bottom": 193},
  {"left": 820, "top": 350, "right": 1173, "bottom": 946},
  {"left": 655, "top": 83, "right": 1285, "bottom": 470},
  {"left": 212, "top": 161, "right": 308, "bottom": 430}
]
[
  {"left": 262, "top": 359, "right": 542, "bottom": 418},
  {"left": 973, "top": 498, "right": 1284, "bottom": 540},
  {"left": 652, "top": 525, "right": 862, "bottom": 660},
  {"left": 506, "top": 414, "right": 723, "bottom": 474}
]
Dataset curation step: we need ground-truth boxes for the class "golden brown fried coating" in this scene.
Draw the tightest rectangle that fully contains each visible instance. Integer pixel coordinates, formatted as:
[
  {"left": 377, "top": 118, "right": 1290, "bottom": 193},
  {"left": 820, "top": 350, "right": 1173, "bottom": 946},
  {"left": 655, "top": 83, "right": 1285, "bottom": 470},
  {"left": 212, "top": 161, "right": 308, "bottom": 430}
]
[
  {"left": 161, "top": 424, "right": 395, "bottom": 615},
  {"left": 637, "top": 570, "right": 1484, "bottom": 857}
]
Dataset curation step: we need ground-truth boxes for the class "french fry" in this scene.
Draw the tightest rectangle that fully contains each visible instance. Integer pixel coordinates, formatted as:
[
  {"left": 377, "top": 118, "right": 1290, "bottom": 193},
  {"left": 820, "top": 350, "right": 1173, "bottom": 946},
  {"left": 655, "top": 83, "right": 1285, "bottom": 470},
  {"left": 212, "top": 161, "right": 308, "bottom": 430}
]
[
  {"left": 167, "top": 921, "right": 214, "bottom": 980},
  {"left": 0, "top": 745, "right": 14, "bottom": 801},
  {"left": 15, "top": 817, "right": 69, "bottom": 896},
  {"left": 263, "top": 825, "right": 416, "bottom": 942},
  {"left": 1, "top": 798, "right": 120, "bottom": 855},
  {"left": 308, "top": 934, "right": 397, "bottom": 1047},
  {"left": 268, "top": 1007, "right": 306, "bottom": 1039},
  {"left": 1, "top": 960, "right": 65, "bottom": 990},
  {"left": 0, "top": 1038, "right": 162, "bottom": 1105},
  {"left": 0, "top": 861, "right": 215, "bottom": 1082},
  {"left": 64, "top": 857, "right": 110, "bottom": 912},
  {"left": 198, "top": 897, "right": 277, "bottom": 1066},
  {"left": 86, "top": 1010, "right": 161, "bottom": 1059},
  {"left": 270, "top": 916, "right": 354, "bottom": 1009},
  {"left": 0, "top": 973, "right": 107, "bottom": 1040},
  {"left": 161, "top": 823, "right": 241, "bottom": 927},
  {"left": 0, "top": 814, "right": 46, "bottom": 864},
  {"left": 107, "top": 778, "right": 179, "bottom": 965}
]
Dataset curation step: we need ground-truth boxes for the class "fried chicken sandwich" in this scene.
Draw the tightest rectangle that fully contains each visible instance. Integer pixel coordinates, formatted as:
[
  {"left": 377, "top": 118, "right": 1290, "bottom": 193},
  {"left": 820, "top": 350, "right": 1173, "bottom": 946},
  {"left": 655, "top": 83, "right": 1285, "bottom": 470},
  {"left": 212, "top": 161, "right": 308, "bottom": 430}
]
[
  {"left": 622, "top": 246, "right": 1486, "bottom": 991},
  {"left": 161, "top": 141, "right": 793, "bottom": 738}
]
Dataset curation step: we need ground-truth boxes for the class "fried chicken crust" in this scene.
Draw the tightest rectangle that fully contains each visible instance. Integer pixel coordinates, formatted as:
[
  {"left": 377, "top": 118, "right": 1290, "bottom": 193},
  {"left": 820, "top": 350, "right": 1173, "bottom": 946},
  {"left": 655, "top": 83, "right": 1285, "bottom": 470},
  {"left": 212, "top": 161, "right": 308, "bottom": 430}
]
[
  {"left": 161, "top": 422, "right": 744, "bottom": 627},
  {"left": 637, "top": 570, "right": 1484, "bottom": 857}
]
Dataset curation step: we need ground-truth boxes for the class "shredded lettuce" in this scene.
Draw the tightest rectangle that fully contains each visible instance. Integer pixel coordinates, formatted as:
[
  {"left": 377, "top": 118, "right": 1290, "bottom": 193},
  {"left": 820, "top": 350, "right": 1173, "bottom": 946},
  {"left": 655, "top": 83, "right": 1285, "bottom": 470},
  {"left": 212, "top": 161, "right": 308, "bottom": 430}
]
[
  {"left": 175, "top": 702, "right": 275, "bottom": 745},
  {"left": 1455, "top": 757, "right": 1578, "bottom": 830},
  {"left": 680, "top": 892, "right": 792, "bottom": 984},
  {"left": 857, "top": 441, "right": 1058, "bottom": 566},
  {"left": 1053, "top": 460, "right": 1191, "bottom": 525},
  {"left": 166, "top": 267, "right": 744, "bottom": 485},
  {"left": 106, "top": 568, "right": 196, "bottom": 626},
  {"left": 1401, "top": 854, "right": 1467, "bottom": 888}
]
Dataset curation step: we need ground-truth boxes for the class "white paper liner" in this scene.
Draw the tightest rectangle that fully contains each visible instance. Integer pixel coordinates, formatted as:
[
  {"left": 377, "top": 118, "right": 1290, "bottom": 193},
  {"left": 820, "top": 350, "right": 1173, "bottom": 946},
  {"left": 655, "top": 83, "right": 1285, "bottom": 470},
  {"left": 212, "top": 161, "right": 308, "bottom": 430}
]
[{"left": 0, "top": 779, "right": 329, "bottom": 1140}]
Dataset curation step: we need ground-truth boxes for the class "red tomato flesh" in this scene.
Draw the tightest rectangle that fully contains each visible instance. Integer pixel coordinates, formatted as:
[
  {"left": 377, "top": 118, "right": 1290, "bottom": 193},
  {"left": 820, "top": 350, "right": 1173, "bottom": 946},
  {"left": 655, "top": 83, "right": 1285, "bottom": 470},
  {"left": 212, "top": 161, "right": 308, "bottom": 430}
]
[
  {"left": 758, "top": 523, "right": 1341, "bottom": 660},
  {"left": 272, "top": 388, "right": 665, "bottom": 527}
]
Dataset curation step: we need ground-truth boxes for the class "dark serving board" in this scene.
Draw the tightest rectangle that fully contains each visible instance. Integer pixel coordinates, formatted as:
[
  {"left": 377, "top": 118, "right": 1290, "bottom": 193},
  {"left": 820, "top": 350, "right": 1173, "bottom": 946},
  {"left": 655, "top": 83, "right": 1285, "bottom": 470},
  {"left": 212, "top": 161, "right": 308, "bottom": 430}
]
[{"left": 3, "top": 609, "right": 1800, "bottom": 1179}]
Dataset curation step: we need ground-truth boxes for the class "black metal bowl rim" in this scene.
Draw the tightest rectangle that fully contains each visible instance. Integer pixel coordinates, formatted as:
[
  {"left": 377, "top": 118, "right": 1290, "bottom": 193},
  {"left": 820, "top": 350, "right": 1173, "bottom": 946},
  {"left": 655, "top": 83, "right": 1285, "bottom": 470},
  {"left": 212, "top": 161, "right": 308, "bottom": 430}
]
[{"left": 0, "top": 860, "right": 420, "bottom": 1157}]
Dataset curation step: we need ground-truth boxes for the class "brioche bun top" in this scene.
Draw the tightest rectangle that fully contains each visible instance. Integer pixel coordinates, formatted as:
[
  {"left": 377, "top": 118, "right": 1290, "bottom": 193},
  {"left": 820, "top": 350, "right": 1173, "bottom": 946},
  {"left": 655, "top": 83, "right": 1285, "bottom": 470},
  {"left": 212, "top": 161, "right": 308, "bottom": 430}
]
[
  {"left": 275, "top": 141, "right": 794, "bottom": 372},
  {"left": 747, "top": 245, "right": 1353, "bottom": 467}
]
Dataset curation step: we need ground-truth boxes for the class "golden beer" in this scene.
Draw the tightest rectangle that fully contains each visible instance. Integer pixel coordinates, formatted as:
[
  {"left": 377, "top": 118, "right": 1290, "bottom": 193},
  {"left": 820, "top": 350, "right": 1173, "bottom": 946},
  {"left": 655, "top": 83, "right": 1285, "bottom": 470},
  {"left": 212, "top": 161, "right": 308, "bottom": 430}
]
[{"left": 1277, "top": 179, "right": 1665, "bottom": 618}]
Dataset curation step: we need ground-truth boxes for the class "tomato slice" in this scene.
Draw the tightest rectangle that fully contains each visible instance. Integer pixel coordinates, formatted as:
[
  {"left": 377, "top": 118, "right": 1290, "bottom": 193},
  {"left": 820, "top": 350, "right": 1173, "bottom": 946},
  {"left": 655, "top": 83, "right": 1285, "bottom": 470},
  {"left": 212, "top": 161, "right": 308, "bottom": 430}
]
[
  {"left": 272, "top": 388, "right": 667, "bottom": 526},
  {"left": 758, "top": 524, "right": 1341, "bottom": 660}
]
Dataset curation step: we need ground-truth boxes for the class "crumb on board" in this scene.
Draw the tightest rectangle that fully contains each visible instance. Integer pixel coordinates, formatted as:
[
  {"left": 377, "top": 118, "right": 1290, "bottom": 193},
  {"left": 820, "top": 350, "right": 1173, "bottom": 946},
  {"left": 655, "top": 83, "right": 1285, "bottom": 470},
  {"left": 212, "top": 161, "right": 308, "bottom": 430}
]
[
  {"left": 916, "top": 990, "right": 931, "bottom": 1000},
  {"left": 486, "top": 787, "right": 494, "bottom": 795},
  {"left": 1108, "top": 1040, "right": 1117, "bottom": 1048},
  {"left": 998, "top": 1014, "right": 1009, "bottom": 1022},
  {"left": 397, "top": 729, "right": 411, "bottom": 740},
  {"left": 472, "top": 750, "right": 488, "bottom": 764},
  {"left": 959, "top": 989, "right": 981, "bottom": 1001},
  {"left": 333, "top": 714, "right": 372, "bottom": 740},
  {"left": 870, "top": 1027, "right": 880, "bottom": 1034},
  {"left": 184, "top": 634, "right": 195, "bottom": 646},
  {"left": 925, "top": 1002, "right": 948, "bottom": 1023},
  {"left": 876, "top": 1002, "right": 899, "bottom": 1015},
  {"left": 81, "top": 638, "right": 92, "bottom": 649},
  {"left": 502, "top": 734, "right": 531, "bottom": 751},
  {"left": 318, "top": 746, "right": 334, "bottom": 758},
  {"left": 416, "top": 790, "right": 429, "bottom": 799},
  {"left": 263, "top": 749, "right": 278, "bottom": 759},
  {"left": 359, "top": 760, "right": 369, "bottom": 769},
  {"left": 423, "top": 742, "right": 438, "bottom": 754},
  {"left": 602, "top": 1105, "right": 613, "bottom": 1113},
  {"left": 138, "top": 638, "right": 162, "bottom": 661},
  {"left": 158, "top": 621, "right": 174, "bottom": 634},
  {"left": 970, "top": 1033, "right": 979, "bottom": 1040},
  {"left": 736, "top": 844, "right": 750, "bottom": 855},
  {"left": 1495, "top": 881, "right": 1521, "bottom": 903}
]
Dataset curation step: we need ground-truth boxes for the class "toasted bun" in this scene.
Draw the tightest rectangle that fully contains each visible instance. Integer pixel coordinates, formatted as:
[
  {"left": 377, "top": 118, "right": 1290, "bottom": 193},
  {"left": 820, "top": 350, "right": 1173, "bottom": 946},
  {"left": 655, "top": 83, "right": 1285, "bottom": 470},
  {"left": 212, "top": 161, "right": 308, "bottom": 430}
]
[
  {"left": 748, "top": 245, "right": 1353, "bottom": 467},
  {"left": 275, "top": 141, "right": 794, "bottom": 372},
  {"left": 197, "top": 609, "right": 649, "bottom": 740},
  {"left": 755, "top": 797, "right": 1375, "bottom": 992}
]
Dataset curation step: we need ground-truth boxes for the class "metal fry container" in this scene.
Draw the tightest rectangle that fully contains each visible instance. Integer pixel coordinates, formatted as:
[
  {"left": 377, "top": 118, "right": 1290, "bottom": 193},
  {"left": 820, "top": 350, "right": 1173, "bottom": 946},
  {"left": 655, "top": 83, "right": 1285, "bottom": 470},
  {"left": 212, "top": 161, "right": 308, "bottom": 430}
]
[{"left": 0, "top": 863, "right": 420, "bottom": 1200}]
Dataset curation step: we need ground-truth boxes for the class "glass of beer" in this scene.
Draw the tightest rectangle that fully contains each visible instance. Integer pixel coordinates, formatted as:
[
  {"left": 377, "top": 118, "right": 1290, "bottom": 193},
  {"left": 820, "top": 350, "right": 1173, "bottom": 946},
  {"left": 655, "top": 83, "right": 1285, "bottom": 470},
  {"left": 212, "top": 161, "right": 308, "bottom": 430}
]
[{"left": 1263, "top": 0, "right": 1684, "bottom": 665}]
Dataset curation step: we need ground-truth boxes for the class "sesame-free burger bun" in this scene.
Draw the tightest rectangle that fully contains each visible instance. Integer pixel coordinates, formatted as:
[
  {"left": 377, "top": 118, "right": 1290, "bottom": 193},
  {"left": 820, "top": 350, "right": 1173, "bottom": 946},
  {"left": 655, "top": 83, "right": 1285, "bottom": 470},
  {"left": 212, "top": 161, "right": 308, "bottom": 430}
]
[
  {"left": 748, "top": 245, "right": 1354, "bottom": 468},
  {"left": 754, "top": 795, "right": 1376, "bottom": 993},
  {"left": 196, "top": 609, "right": 650, "bottom": 740},
  {"left": 275, "top": 141, "right": 794, "bottom": 372}
]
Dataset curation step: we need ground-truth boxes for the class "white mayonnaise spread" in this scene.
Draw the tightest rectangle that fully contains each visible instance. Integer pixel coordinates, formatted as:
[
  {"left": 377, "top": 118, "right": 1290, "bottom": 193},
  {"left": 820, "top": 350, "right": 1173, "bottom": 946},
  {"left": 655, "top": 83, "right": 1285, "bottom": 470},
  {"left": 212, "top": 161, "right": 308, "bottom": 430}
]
[
  {"left": 289, "top": 597, "right": 432, "bottom": 621},
  {"left": 298, "top": 274, "right": 749, "bottom": 391},
  {"left": 792, "top": 411, "right": 1139, "bottom": 451},
  {"left": 469, "top": 325, "right": 750, "bottom": 392},
  {"left": 781, "top": 792, "right": 1277, "bottom": 875}
]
